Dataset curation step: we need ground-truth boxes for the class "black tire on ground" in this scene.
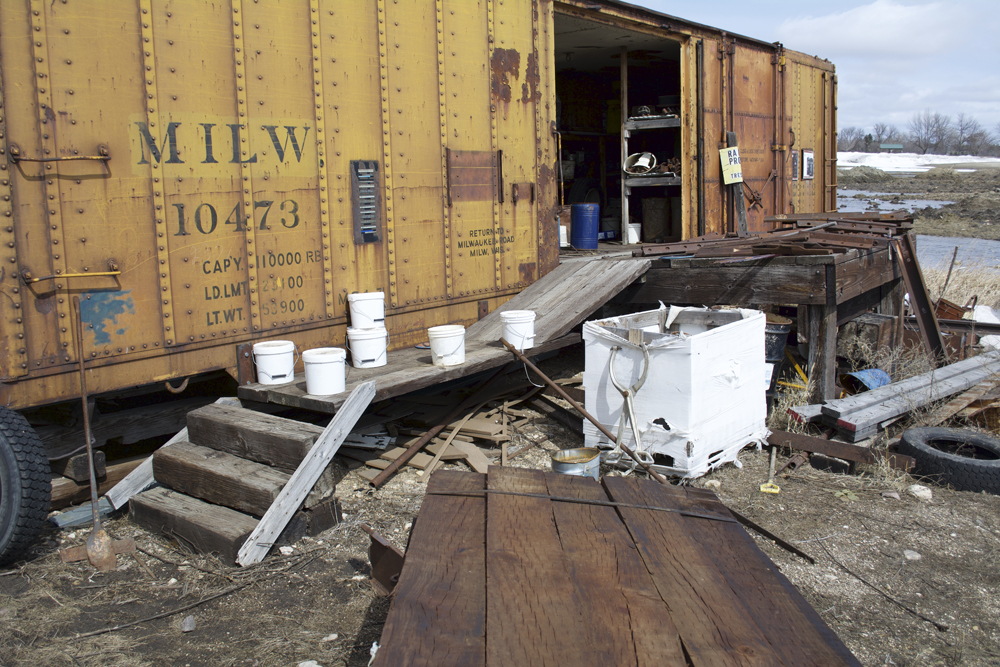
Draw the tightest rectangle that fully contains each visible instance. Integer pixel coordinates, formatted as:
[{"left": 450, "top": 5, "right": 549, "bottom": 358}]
[
  {"left": 0, "top": 407, "right": 51, "bottom": 567},
  {"left": 898, "top": 427, "right": 1000, "bottom": 495}
]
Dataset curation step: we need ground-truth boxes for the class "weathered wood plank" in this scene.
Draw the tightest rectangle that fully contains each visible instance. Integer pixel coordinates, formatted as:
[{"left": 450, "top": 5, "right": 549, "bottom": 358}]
[
  {"left": 130, "top": 487, "right": 258, "bottom": 565},
  {"left": 373, "top": 471, "right": 487, "bottom": 667},
  {"left": 768, "top": 430, "right": 914, "bottom": 470},
  {"left": 50, "top": 450, "right": 106, "bottom": 483},
  {"left": 602, "top": 475, "right": 781, "bottom": 667},
  {"left": 466, "top": 259, "right": 651, "bottom": 344},
  {"left": 543, "top": 473, "right": 685, "bottom": 666},
  {"left": 631, "top": 264, "right": 828, "bottom": 305},
  {"left": 237, "top": 381, "right": 375, "bottom": 566},
  {"left": 451, "top": 441, "right": 491, "bottom": 474},
  {"left": 486, "top": 467, "right": 591, "bottom": 666},
  {"left": 239, "top": 333, "right": 581, "bottom": 414},
  {"left": 153, "top": 441, "right": 288, "bottom": 517},
  {"left": 186, "top": 403, "right": 323, "bottom": 472},
  {"left": 673, "top": 485, "right": 862, "bottom": 667},
  {"left": 51, "top": 456, "right": 145, "bottom": 510}
]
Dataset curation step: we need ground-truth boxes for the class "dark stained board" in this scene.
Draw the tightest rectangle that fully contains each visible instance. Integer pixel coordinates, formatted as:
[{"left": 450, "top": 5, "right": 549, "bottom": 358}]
[
  {"left": 376, "top": 468, "right": 861, "bottom": 667},
  {"left": 485, "top": 467, "right": 591, "bottom": 666},
  {"left": 373, "top": 471, "right": 487, "bottom": 667},
  {"left": 543, "top": 472, "right": 685, "bottom": 666}
]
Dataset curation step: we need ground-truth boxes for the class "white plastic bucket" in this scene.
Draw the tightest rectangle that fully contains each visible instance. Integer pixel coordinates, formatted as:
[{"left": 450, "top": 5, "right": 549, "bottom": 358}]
[
  {"left": 252, "top": 340, "right": 297, "bottom": 385},
  {"left": 501, "top": 310, "right": 536, "bottom": 351},
  {"left": 427, "top": 325, "right": 466, "bottom": 367},
  {"left": 627, "top": 223, "right": 641, "bottom": 244},
  {"left": 302, "top": 347, "right": 347, "bottom": 396},
  {"left": 348, "top": 291, "right": 385, "bottom": 329},
  {"left": 347, "top": 326, "right": 388, "bottom": 368}
]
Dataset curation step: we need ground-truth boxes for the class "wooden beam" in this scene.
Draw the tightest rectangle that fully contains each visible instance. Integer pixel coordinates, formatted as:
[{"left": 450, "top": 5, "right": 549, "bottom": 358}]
[
  {"left": 767, "top": 430, "right": 914, "bottom": 471},
  {"left": 186, "top": 403, "right": 323, "bottom": 472},
  {"left": 237, "top": 381, "right": 375, "bottom": 566},
  {"left": 51, "top": 456, "right": 146, "bottom": 510},
  {"left": 630, "top": 264, "right": 828, "bottom": 305},
  {"left": 130, "top": 486, "right": 258, "bottom": 565},
  {"left": 105, "top": 397, "right": 240, "bottom": 510},
  {"left": 50, "top": 450, "right": 106, "bottom": 483}
]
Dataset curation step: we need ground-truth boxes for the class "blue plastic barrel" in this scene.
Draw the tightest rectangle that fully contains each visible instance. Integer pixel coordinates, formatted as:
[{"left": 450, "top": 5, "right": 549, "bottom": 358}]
[{"left": 570, "top": 203, "right": 600, "bottom": 249}]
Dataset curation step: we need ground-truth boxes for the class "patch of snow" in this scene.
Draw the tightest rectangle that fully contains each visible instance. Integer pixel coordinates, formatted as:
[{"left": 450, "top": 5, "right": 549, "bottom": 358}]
[{"left": 838, "top": 151, "right": 1000, "bottom": 173}]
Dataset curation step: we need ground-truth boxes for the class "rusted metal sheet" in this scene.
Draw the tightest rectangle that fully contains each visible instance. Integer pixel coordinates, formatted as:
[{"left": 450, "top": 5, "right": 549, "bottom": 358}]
[{"left": 0, "top": 0, "right": 552, "bottom": 410}]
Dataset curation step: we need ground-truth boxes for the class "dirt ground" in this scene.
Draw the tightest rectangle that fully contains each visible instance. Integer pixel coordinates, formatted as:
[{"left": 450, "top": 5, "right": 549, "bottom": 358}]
[
  {"left": 838, "top": 165, "right": 1000, "bottom": 240},
  {"left": 3, "top": 348, "right": 999, "bottom": 666}
]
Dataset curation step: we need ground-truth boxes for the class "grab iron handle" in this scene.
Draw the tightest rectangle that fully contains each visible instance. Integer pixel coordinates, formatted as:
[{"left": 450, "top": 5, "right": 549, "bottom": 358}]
[
  {"left": 21, "top": 259, "right": 120, "bottom": 285},
  {"left": 8, "top": 143, "right": 110, "bottom": 164}
]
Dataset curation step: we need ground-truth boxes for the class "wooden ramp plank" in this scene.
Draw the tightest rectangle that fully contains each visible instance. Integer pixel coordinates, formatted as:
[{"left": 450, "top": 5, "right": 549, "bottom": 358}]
[
  {"left": 238, "top": 333, "right": 581, "bottom": 414},
  {"left": 602, "top": 476, "right": 783, "bottom": 667},
  {"left": 373, "top": 471, "right": 487, "bottom": 667},
  {"left": 648, "top": 484, "right": 861, "bottom": 667},
  {"left": 485, "top": 467, "right": 591, "bottom": 667},
  {"left": 543, "top": 473, "right": 685, "bottom": 667},
  {"left": 466, "top": 258, "right": 651, "bottom": 345}
]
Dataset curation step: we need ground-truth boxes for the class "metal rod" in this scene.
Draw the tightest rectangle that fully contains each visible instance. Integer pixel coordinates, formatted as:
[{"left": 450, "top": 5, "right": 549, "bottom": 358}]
[
  {"left": 72, "top": 296, "right": 101, "bottom": 528},
  {"left": 696, "top": 39, "right": 706, "bottom": 237},
  {"left": 22, "top": 270, "right": 121, "bottom": 285},
  {"left": 500, "top": 338, "right": 669, "bottom": 485}
]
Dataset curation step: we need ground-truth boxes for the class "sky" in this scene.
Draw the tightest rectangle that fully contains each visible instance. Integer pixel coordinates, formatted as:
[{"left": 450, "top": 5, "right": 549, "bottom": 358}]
[{"left": 632, "top": 0, "right": 1000, "bottom": 137}]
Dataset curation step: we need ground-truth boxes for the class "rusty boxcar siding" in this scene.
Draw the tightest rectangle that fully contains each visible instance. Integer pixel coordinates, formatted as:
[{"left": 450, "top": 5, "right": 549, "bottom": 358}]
[
  {"left": 0, "top": 0, "right": 835, "bottom": 412},
  {"left": 554, "top": 1, "right": 836, "bottom": 238},
  {"left": 0, "top": 0, "right": 558, "bottom": 410}
]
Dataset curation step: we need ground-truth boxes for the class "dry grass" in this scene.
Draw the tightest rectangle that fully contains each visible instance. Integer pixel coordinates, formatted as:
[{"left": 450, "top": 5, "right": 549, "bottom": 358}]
[{"left": 922, "top": 257, "right": 1000, "bottom": 311}]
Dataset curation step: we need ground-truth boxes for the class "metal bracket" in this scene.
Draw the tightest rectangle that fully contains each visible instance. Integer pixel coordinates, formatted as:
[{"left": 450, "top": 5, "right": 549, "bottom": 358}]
[
  {"left": 360, "top": 523, "right": 405, "bottom": 595},
  {"left": 8, "top": 143, "right": 110, "bottom": 164}
]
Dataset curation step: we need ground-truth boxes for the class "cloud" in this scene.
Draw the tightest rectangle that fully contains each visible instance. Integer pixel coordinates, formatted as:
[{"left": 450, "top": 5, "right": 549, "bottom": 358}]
[{"left": 774, "top": 0, "right": 967, "bottom": 58}]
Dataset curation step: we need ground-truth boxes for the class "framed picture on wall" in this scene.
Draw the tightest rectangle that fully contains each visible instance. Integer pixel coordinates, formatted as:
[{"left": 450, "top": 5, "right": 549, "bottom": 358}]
[
  {"left": 791, "top": 150, "right": 799, "bottom": 181},
  {"left": 803, "top": 149, "right": 815, "bottom": 180}
]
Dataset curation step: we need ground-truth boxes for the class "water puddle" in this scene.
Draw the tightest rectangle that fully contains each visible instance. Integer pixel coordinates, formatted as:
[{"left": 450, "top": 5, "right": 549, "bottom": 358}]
[{"left": 837, "top": 189, "right": 952, "bottom": 214}]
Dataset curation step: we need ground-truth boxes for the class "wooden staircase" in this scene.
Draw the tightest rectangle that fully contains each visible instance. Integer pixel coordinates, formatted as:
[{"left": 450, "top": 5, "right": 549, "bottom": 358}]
[{"left": 129, "top": 403, "right": 343, "bottom": 564}]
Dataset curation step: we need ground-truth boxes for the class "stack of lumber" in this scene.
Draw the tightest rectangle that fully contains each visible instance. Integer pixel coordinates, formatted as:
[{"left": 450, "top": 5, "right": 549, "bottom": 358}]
[
  {"left": 129, "top": 403, "right": 346, "bottom": 564},
  {"left": 790, "top": 351, "right": 1000, "bottom": 441},
  {"left": 634, "top": 211, "right": 912, "bottom": 259},
  {"left": 373, "top": 467, "right": 860, "bottom": 666}
]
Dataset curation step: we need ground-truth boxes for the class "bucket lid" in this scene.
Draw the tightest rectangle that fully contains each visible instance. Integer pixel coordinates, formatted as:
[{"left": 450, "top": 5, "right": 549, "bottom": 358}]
[
  {"left": 500, "top": 309, "right": 536, "bottom": 322},
  {"left": 348, "top": 291, "right": 385, "bottom": 302},
  {"left": 347, "top": 326, "right": 388, "bottom": 339},
  {"left": 302, "top": 347, "right": 347, "bottom": 362},
  {"left": 253, "top": 340, "right": 294, "bottom": 354},
  {"left": 428, "top": 324, "right": 465, "bottom": 336}
]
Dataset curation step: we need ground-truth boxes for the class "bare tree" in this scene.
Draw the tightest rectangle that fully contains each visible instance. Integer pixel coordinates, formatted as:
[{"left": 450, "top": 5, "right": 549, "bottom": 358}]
[
  {"left": 837, "top": 126, "right": 864, "bottom": 151},
  {"left": 872, "top": 122, "right": 899, "bottom": 146},
  {"left": 908, "top": 110, "right": 952, "bottom": 154},
  {"left": 955, "top": 113, "right": 985, "bottom": 155}
]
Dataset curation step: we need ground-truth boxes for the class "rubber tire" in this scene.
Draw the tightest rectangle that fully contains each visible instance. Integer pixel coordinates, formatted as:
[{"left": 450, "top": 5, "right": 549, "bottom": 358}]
[
  {"left": 0, "top": 407, "right": 51, "bottom": 567},
  {"left": 898, "top": 427, "right": 1000, "bottom": 494}
]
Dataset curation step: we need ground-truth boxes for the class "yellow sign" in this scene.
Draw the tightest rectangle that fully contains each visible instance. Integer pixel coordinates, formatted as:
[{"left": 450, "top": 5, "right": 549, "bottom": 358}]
[{"left": 720, "top": 147, "right": 743, "bottom": 185}]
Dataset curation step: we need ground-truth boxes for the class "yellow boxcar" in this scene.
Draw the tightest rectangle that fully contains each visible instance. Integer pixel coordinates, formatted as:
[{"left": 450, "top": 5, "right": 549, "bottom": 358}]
[
  {"left": 0, "top": 0, "right": 836, "bottom": 412},
  {"left": 0, "top": 0, "right": 838, "bottom": 564}
]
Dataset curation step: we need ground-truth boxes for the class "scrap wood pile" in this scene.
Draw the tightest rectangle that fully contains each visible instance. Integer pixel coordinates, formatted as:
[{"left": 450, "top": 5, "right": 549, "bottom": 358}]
[
  {"left": 340, "top": 375, "right": 584, "bottom": 484},
  {"left": 789, "top": 351, "right": 1000, "bottom": 442},
  {"left": 633, "top": 211, "right": 913, "bottom": 259},
  {"left": 373, "top": 467, "right": 861, "bottom": 666}
]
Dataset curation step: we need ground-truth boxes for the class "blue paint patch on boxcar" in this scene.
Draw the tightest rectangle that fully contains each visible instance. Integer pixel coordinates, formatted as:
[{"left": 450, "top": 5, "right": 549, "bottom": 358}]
[{"left": 81, "top": 291, "right": 134, "bottom": 345}]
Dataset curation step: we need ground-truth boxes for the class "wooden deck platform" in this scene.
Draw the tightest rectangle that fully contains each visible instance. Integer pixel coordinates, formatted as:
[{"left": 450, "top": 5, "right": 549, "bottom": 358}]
[
  {"left": 374, "top": 467, "right": 861, "bottom": 667},
  {"left": 237, "top": 258, "right": 650, "bottom": 412}
]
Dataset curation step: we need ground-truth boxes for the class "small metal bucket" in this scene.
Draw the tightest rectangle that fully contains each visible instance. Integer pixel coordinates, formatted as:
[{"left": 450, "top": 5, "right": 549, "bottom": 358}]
[{"left": 550, "top": 448, "right": 601, "bottom": 481}]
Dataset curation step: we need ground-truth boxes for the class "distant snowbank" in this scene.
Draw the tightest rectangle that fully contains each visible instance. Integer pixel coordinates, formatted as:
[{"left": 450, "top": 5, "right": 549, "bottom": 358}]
[{"left": 838, "top": 151, "right": 1000, "bottom": 173}]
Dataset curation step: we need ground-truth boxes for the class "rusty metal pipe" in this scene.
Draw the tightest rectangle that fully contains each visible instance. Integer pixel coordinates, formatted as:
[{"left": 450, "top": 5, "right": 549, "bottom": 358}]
[{"left": 500, "top": 338, "right": 669, "bottom": 485}]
